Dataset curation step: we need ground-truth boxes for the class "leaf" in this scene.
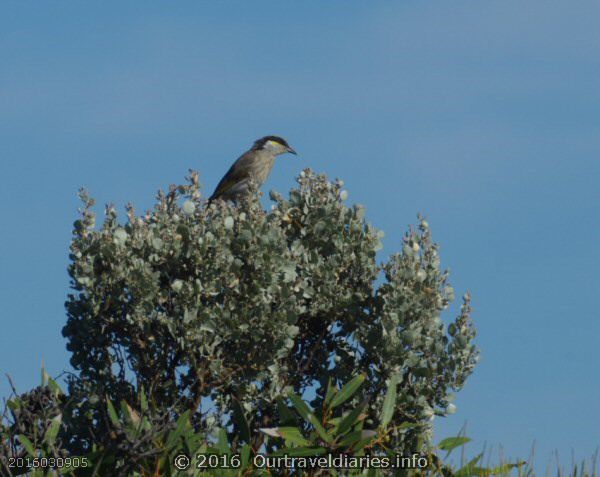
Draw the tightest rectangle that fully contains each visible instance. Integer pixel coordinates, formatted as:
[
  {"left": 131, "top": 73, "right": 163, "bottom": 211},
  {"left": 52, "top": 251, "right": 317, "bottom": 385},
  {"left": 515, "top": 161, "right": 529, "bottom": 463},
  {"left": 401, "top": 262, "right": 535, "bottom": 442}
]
[
  {"left": 106, "top": 398, "right": 120, "bottom": 427},
  {"left": 380, "top": 374, "right": 398, "bottom": 428},
  {"left": 454, "top": 453, "right": 483, "bottom": 477},
  {"left": 166, "top": 410, "right": 190, "bottom": 448},
  {"left": 330, "top": 374, "right": 365, "bottom": 408},
  {"left": 338, "top": 430, "right": 362, "bottom": 447},
  {"left": 124, "top": 401, "right": 141, "bottom": 427},
  {"left": 139, "top": 388, "right": 148, "bottom": 413},
  {"left": 183, "top": 308, "right": 197, "bottom": 324},
  {"left": 141, "top": 416, "right": 151, "bottom": 432},
  {"left": 216, "top": 428, "right": 230, "bottom": 454},
  {"left": 182, "top": 200, "right": 195, "bottom": 215},
  {"left": 278, "top": 427, "right": 311, "bottom": 447},
  {"left": 47, "top": 377, "right": 64, "bottom": 396},
  {"left": 231, "top": 397, "right": 251, "bottom": 443},
  {"left": 287, "top": 391, "right": 314, "bottom": 422},
  {"left": 260, "top": 426, "right": 311, "bottom": 447},
  {"left": 288, "top": 392, "right": 333, "bottom": 444},
  {"left": 487, "top": 461, "right": 527, "bottom": 475},
  {"left": 438, "top": 436, "right": 471, "bottom": 453},
  {"left": 270, "top": 447, "right": 327, "bottom": 457},
  {"left": 277, "top": 397, "right": 298, "bottom": 426},
  {"left": 336, "top": 402, "right": 367, "bottom": 436},
  {"left": 240, "top": 444, "right": 252, "bottom": 470},
  {"left": 323, "top": 378, "right": 337, "bottom": 407},
  {"left": 73, "top": 450, "right": 115, "bottom": 476},
  {"left": 398, "top": 421, "right": 420, "bottom": 430},
  {"left": 260, "top": 427, "right": 281, "bottom": 438},
  {"left": 328, "top": 417, "right": 341, "bottom": 427},
  {"left": 120, "top": 401, "right": 132, "bottom": 424},
  {"left": 18, "top": 435, "right": 36, "bottom": 456},
  {"left": 151, "top": 237, "right": 164, "bottom": 250},
  {"left": 349, "top": 431, "right": 378, "bottom": 452},
  {"left": 43, "top": 414, "right": 62, "bottom": 445},
  {"left": 366, "top": 469, "right": 379, "bottom": 477}
]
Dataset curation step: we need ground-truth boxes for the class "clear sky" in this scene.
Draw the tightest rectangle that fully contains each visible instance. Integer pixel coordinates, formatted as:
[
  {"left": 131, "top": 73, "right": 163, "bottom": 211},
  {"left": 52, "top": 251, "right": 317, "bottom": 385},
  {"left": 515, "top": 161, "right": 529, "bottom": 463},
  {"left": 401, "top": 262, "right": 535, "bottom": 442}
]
[{"left": 1, "top": 0, "right": 599, "bottom": 468}]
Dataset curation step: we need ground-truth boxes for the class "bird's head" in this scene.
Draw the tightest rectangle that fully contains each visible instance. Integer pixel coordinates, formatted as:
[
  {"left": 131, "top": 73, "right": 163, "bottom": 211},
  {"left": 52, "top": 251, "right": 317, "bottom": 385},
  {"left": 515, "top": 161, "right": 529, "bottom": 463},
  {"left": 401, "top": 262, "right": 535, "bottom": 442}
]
[{"left": 253, "top": 136, "right": 297, "bottom": 156}]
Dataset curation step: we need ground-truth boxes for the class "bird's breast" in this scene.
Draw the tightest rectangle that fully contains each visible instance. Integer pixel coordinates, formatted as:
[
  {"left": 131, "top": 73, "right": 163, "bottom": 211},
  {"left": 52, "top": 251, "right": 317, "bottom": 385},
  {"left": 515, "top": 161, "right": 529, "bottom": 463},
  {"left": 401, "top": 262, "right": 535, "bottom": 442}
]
[{"left": 252, "top": 155, "right": 276, "bottom": 184}]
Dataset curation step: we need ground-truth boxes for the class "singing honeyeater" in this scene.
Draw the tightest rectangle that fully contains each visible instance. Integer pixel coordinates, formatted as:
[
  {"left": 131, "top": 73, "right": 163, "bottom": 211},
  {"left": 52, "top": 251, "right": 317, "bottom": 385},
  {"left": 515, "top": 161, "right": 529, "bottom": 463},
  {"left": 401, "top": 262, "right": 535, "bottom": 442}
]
[{"left": 209, "top": 136, "right": 297, "bottom": 202}]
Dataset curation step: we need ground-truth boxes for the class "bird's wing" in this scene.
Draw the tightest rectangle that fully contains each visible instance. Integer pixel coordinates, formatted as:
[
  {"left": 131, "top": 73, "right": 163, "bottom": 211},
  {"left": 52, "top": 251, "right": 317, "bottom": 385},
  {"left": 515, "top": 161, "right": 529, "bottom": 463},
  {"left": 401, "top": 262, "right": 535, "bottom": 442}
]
[{"left": 209, "top": 151, "right": 254, "bottom": 200}]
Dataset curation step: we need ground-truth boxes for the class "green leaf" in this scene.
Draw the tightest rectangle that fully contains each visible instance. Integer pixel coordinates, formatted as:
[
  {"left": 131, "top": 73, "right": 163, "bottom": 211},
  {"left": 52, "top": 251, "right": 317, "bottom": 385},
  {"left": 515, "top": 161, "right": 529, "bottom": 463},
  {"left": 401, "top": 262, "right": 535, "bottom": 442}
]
[
  {"left": 240, "top": 444, "right": 252, "bottom": 469},
  {"left": 338, "top": 430, "right": 362, "bottom": 447},
  {"left": 398, "top": 421, "right": 420, "bottom": 430},
  {"left": 216, "top": 428, "right": 230, "bottom": 454},
  {"left": 231, "top": 397, "right": 251, "bottom": 443},
  {"left": 73, "top": 450, "right": 114, "bottom": 476},
  {"left": 336, "top": 402, "right": 367, "bottom": 436},
  {"left": 7, "top": 399, "right": 21, "bottom": 411},
  {"left": 288, "top": 392, "right": 333, "bottom": 444},
  {"left": 487, "top": 461, "right": 527, "bottom": 475},
  {"left": 438, "top": 436, "right": 471, "bottom": 453},
  {"left": 47, "top": 377, "right": 64, "bottom": 396},
  {"left": 324, "top": 378, "right": 337, "bottom": 408},
  {"left": 350, "top": 430, "right": 378, "bottom": 452},
  {"left": 106, "top": 398, "right": 119, "bottom": 427},
  {"left": 287, "top": 391, "right": 313, "bottom": 421},
  {"left": 18, "top": 435, "right": 36, "bottom": 456},
  {"left": 276, "top": 397, "right": 298, "bottom": 426},
  {"left": 309, "top": 415, "right": 333, "bottom": 445},
  {"left": 330, "top": 374, "right": 365, "bottom": 408},
  {"left": 454, "top": 453, "right": 483, "bottom": 477},
  {"left": 278, "top": 427, "right": 312, "bottom": 447},
  {"left": 141, "top": 416, "right": 151, "bottom": 432},
  {"left": 43, "top": 414, "right": 62, "bottom": 445},
  {"left": 139, "top": 388, "right": 148, "bottom": 413},
  {"left": 380, "top": 374, "right": 398, "bottom": 428},
  {"left": 468, "top": 469, "right": 493, "bottom": 477},
  {"left": 120, "top": 401, "right": 132, "bottom": 423},
  {"left": 271, "top": 447, "right": 327, "bottom": 457},
  {"left": 261, "top": 426, "right": 311, "bottom": 446},
  {"left": 328, "top": 417, "right": 341, "bottom": 427},
  {"left": 166, "top": 410, "right": 190, "bottom": 448}
]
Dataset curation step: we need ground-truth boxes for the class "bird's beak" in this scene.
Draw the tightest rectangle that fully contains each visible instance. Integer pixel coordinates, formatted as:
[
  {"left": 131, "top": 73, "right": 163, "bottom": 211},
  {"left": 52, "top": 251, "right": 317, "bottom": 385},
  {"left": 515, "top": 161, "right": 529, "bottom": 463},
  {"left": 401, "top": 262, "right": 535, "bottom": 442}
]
[{"left": 287, "top": 146, "right": 297, "bottom": 155}]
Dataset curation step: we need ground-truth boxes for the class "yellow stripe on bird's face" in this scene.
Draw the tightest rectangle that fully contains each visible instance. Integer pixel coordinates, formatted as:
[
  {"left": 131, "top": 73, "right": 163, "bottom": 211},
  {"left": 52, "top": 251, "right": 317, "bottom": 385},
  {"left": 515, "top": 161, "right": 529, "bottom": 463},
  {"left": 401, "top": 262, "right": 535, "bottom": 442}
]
[{"left": 262, "top": 139, "right": 286, "bottom": 153}]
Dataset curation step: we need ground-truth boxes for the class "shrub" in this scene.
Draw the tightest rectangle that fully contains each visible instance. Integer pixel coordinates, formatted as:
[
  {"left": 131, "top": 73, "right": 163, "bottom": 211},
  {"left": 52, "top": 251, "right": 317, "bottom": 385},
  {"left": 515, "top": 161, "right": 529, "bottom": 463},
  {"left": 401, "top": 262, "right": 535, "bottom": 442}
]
[
  {"left": 2, "top": 169, "right": 479, "bottom": 475},
  {"left": 62, "top": 169, "right": 477, "bottom": 455}
]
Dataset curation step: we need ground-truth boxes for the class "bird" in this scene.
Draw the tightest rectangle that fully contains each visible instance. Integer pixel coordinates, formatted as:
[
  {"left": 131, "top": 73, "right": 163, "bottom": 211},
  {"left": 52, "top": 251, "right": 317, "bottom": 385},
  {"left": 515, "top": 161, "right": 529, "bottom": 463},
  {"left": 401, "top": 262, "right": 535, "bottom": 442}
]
[{"left": 209, "top": 136, "right": 297, "bottom": 202}]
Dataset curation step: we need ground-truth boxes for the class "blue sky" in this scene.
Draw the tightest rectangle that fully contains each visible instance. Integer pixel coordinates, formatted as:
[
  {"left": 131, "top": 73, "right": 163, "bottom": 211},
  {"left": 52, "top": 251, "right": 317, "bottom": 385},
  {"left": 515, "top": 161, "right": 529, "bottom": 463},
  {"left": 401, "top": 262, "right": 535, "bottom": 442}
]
[{"left": 1, "top": 0, "right": 599, "bottom": 467}]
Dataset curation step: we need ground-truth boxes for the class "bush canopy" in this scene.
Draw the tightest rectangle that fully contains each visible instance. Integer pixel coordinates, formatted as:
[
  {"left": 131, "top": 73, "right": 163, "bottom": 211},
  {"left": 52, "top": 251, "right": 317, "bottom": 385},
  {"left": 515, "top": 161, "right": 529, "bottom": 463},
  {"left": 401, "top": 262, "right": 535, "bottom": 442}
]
[{"left": 2, "top": 169, "right": 478, "bottom": 475}]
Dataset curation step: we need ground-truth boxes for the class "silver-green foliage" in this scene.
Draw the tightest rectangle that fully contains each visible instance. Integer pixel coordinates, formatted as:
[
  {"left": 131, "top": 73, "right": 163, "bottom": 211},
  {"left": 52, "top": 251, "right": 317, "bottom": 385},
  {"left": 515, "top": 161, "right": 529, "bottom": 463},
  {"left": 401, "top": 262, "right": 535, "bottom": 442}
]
[{"left": 63, "top": 168, "right": 478, "bottom": 452}]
